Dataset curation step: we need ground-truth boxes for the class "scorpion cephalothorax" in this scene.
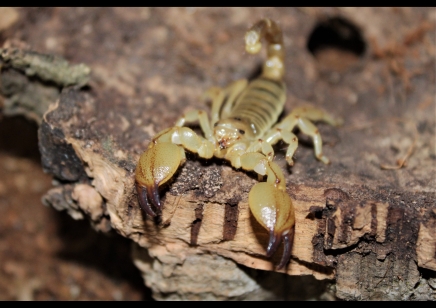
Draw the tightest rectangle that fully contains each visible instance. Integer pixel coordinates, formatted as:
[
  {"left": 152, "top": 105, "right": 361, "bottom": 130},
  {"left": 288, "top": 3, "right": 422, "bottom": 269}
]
[{"left": 135, "top": 19, "right": 342, "bottom": 269}]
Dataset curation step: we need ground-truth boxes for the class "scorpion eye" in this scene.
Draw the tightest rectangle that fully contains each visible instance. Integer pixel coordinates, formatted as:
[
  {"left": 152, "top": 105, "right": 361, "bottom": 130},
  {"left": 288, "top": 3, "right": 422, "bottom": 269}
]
[{"left": 239, "top": 129, "right": 245, "bottom": 135}]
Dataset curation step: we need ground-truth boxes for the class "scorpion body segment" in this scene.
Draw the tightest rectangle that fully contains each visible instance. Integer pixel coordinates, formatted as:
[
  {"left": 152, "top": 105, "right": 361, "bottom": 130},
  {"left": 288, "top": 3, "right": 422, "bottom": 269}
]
[
  {"left": 135, "top": 19, "right": 342, "bottom": 270},
  {"left": 226, "top": 77, "right": 286, "bottom": 137}
]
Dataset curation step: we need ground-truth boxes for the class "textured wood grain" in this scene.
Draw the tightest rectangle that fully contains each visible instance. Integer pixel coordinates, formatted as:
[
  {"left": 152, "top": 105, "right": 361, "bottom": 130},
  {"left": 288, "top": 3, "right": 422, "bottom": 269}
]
[{"left": 1, "top": 7, "right": 435, "bottom": 300}]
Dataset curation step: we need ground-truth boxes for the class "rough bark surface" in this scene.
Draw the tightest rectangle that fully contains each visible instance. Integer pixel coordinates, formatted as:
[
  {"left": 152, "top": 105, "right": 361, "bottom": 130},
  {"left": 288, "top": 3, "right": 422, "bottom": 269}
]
[{"left": 1, "top": 8, "right": 435, "bottom": 300}]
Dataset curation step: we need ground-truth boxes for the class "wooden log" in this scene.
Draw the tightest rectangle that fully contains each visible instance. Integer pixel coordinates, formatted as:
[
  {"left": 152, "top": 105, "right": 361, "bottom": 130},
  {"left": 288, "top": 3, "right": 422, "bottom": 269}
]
[{"left": 1, "top": 7, "right": 435, "bottom": 300}]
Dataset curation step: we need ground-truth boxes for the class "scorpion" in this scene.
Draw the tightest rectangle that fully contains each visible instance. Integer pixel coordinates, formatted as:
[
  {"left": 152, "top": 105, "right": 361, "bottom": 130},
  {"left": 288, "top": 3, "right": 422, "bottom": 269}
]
[{"left": 135, "top": 19, "right": 342, "bottom": 269}]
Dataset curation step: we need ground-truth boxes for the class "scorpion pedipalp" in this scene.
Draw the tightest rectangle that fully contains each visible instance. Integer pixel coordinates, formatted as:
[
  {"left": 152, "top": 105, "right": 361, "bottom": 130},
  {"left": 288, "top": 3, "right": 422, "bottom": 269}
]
[
  {"left": 135, "top": 182, "right": 158, "bottom": 217},
  {"left": 135, "top": 142, "right": 186, "bottom": 217},
  {"left": 266, "top": 228, "right": 295, "bottom": 270},
  {"left": 248, "top": 182, "right": 295, "bottom": 270},
  {"left": 278, "top": 229, "right": 295, "bottom": 270}
]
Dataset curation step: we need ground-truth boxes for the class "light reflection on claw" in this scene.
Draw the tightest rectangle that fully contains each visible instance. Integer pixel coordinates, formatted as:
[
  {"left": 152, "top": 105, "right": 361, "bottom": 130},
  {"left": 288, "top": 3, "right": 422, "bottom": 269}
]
[
  {"left": 135, "top": 142, "right": 186, "bottom": 218},
  {"left": 249, "top": 182, "right": 295, "bottom": 269}
]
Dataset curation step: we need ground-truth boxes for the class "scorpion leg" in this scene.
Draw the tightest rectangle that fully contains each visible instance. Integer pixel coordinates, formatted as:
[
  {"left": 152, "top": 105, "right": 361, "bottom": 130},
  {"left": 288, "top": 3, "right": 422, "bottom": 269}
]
[
  {"left": 246, "top": 139, "right": 276, "bottom": 162},
  {"left": 273, "top": 106, "right": 343, "bottom": 165},
  {"left": 203, "top": 86, "right": 225, "bottom": 128},
  {"left": 204, "top": 79, "right": 248, "bottom": 126},
  {"left": 135, "top": 127, "right": 214, "bottom": 217},
  {"left": 246, "top": 128, "right": 299, "bottom": 165},
  {"left": 236, "top": 152, "right": 295, "bottom": 269},
  {"left": 245, "top": 127, "right": 299, "bottom": 166},
  {"left": 175, "top": 110, "right": 214, "bottom": 141}
]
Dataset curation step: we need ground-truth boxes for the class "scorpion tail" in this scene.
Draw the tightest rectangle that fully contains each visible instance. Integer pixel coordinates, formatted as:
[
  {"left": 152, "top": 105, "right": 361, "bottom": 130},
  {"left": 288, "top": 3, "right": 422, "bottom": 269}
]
[{"left": 244, "top": 18, "right": 285, "bottom": 81}]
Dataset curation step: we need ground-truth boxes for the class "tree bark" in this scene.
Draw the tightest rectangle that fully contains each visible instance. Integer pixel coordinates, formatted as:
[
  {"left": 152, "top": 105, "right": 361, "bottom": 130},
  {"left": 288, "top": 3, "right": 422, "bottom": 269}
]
[{"left": 1, "top": 7, "right": 435, "bottom": 300}]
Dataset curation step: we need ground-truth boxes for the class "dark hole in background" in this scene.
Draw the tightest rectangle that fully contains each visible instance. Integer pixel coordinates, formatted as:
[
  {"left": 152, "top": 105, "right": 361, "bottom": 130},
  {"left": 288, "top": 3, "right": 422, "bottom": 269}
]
[
  {"left": 307, "top": 16, "right": 366, "bottom": 57},
  {"left": 0, "top": 116, "right": 152, "bottom": 300}
]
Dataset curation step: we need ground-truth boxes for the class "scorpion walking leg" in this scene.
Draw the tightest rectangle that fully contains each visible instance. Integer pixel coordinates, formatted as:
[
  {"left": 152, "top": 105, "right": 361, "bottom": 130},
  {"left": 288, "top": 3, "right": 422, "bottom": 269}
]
[
  {"left": 135, "top": 127, "right": 214, "bottom": 216},
  {"left": 204, "top": 79, "right": 248, "bottom": 126},
  {"left": 265, "top": 128, "right": 299, "bottom": 166},
  {"left": 246, "top": 138, "right": 275, "bottom": 161},
  {"left": 175, "top": 110, "right": 214, "bottom": 141},
  {"left": 175, "top": 79, "right": 248, "bottom": 142},
  {"left": 236, "top": 152, "right": 295, "bottom": 269},
  {"left": 274, "top": 106, "right": 343, "bottom": 165},
  {"left": 246, "top": 129, "right": 298, "bottom": 165}
]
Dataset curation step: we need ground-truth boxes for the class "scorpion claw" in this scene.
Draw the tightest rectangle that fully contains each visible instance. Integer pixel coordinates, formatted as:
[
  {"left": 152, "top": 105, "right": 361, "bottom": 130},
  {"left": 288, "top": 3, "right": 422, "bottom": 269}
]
[
  {"left": 249, "top": 182, "right": 295, "bottom": 269},
  {"left": 135, "top": 182, "right": 157, "bottom": 217},
  {"left": 277, "top": 227, "right": 295, "bottom": 270},
  {"left": 266, "top": 230, "right": 281, "bottom": 258},
  {"left": 147, "top": 182, "right": 161, "bottom": 213},
  {"left": 135, "top": 142, "right": 186, "bottom": 217}
]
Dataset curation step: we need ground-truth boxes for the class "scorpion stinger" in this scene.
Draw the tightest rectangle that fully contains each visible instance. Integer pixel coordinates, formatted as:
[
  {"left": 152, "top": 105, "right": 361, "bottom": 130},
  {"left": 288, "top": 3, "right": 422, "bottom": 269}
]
[{"left": 135, "top": 19, "right": 343, "bottom": 270}]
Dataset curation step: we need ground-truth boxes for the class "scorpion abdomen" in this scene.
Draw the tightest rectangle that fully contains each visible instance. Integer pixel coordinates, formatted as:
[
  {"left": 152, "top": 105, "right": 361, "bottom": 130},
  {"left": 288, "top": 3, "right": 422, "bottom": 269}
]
[{"left": 230, "top": 77, "right": 286, "bottom": 137}]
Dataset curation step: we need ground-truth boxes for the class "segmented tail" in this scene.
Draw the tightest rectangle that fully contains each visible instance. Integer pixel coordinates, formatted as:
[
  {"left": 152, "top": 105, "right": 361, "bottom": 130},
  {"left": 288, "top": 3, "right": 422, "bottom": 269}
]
[{"left": 245, "top": 19, "right": 285, "bottom": 81}]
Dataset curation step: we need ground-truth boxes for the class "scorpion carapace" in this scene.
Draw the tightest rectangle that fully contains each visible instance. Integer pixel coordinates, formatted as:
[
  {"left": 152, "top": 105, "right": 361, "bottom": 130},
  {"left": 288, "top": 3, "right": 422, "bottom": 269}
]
[{"left": 135, "top": 19, "right": 343, "bottom": 270}]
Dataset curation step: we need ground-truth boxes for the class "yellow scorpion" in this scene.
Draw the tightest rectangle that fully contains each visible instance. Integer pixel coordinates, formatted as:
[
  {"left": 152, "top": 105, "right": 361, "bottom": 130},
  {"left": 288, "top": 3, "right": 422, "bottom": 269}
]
[{"left": 135, "top": 19, "right": 342, "bottom": 269}]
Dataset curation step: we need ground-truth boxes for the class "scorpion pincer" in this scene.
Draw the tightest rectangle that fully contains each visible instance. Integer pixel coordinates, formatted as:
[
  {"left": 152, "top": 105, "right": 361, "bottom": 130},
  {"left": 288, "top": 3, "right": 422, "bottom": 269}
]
[{"left": 135, "top": 19, "right": 342, "bottom": 269}]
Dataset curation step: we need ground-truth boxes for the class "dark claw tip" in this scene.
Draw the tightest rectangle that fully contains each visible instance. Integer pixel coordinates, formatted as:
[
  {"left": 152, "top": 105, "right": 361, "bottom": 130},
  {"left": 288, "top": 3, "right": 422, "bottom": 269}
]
[
  {"left": 276, "top": 227, "right": 295, "bottom": 270},
  {"left": 147, "top": 182, "right": 161, "bottom": 212},
  {"left": 266, "top": 230, "right": 282, "bottom": 258},
  {"left": 135, "top": 182, "right": 156, "bottom": 217}
]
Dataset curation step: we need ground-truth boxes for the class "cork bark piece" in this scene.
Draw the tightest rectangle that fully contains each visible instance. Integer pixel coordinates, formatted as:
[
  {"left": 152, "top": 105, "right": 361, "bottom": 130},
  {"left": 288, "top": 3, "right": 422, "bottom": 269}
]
[{"left": 1, "top": 7, "right": 435, "bottom": 300}]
